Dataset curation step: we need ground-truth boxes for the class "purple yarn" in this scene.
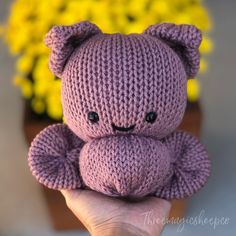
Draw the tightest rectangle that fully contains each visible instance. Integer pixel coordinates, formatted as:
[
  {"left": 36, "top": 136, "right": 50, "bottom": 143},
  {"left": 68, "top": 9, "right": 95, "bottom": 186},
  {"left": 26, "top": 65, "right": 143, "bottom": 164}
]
[{"left": 28, "top": 21, "right": 210, "bottom": 200}]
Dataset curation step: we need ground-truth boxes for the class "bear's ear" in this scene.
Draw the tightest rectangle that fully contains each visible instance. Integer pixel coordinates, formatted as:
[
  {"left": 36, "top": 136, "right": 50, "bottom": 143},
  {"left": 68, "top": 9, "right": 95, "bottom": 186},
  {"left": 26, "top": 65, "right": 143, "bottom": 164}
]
[
  {"left": 143, "top": 23, "right": 202, "bottom": 77},
  {"left": 45, "top": 21, "right": 102, "bottom": 78}
]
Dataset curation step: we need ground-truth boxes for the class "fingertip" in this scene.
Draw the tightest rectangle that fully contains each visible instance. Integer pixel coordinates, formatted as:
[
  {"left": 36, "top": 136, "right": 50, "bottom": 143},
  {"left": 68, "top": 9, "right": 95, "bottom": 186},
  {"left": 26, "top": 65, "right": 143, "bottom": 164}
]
[
  {"left": 60, "top": 189, "right": 71, "bottom": 198},
  {"left": 147, "top": 197, "right": 172, "bottom": 216},
  {"left": 60, "top": 189, "right": 67, "bottom": 196},
  {"left": 60, "top": 189, "right": 81, "bottom": 202},
  {"left": 158, "top": 198, "right": 171, "bottom": 211},
  {"left": 158, "top": 199, "right": 172, "bottom": 218},
  {"left": 163, "top": 199, "right": 172, "bottom": 212}
]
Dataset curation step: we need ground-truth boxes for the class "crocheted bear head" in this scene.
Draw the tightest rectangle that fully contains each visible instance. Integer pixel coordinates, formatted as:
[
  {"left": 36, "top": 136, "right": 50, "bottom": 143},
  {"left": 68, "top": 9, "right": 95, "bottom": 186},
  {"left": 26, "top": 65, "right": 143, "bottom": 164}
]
[{"left": 45, "top": 21, "right": 202, "bottom": 141}]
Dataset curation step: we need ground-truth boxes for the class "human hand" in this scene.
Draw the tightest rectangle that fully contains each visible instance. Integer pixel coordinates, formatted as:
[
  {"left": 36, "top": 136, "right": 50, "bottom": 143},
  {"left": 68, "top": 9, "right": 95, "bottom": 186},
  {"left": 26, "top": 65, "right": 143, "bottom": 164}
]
[{"left": 61, "top": 189, "right": 171, "bottom": 236}]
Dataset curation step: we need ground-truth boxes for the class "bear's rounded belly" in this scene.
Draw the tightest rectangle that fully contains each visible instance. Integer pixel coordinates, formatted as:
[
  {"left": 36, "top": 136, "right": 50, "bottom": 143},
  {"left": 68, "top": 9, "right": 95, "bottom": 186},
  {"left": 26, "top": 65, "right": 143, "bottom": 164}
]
[{"left": 79, "top": 135, "right": 171, "bottom": 198}]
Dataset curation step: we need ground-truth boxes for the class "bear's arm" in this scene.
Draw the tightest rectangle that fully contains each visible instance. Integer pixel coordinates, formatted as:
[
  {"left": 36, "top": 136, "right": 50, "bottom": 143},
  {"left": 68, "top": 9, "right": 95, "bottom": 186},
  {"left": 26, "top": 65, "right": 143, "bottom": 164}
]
[
  {"left": 155, "top": 131, "right": 211, "bottom": 200},
  {"left": 28, "top": 124, "right": 84, "bottom": 190}
]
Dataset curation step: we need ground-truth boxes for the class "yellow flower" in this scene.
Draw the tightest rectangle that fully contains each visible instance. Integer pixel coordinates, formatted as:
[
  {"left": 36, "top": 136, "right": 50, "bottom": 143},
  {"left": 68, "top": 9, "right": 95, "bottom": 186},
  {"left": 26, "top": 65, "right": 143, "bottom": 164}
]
[
  {"left": 13, "top": 75, "right": 24, "bottom": 86},
  {"left": 31, "top": 98, "right": 45, "bottom": 114},
  {"left": 152, "top": 0, "right": 170, "bottom": 16},
  {"left": 33, "top": 63, "right": 54, "bottom": 96},
  {"left": 22, "top": 80, "right": 33, "bottom": 98},
  {"left": 13, "top": 75, "right": 33, "bottom": 98},
  {"left": 187, "top": 79, "right": 200, "bottom": 102},
  {"left": 33, "top": 56, "right": 54, "bottom": 81},
  {"left": 46, "top": 92, "right": 62, "bottom": 120},
  {"left": 199, "top": 57, "right": 208, "bottom": 74},
  {"left": 26, "top": 42, "right": 49, "bottom": 57},
  {"left": 200, "top": 36, "right": 213, "bottom": 54},
  {"left": 0, "top": 25, "right": 4, "bottom": 36},
  {"left": 16, "top": 54, "right": 34, "bottom": 74},
  {"left": 45, "top": 79, "right": 62, "bottom": 119},
  {"left": 62, "top": 116, "right": 67, "bottom": 124},
  {"left": 1, "top": 0, "right": 213, "bottom": 120}
]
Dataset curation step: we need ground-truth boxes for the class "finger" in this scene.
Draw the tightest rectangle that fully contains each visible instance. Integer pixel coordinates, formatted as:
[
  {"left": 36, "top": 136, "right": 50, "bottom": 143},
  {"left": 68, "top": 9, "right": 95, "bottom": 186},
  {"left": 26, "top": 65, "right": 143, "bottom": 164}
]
[
  {"left": 149, "top": 197, "right": 171, "bottom": 210},
  {"left": 60, "top": 189, "right": 114, "bottom": 214},
  {"left": 60, "top": 189, "right": 93, "bottom": 230},
  {"left": 156, "top": 199, "right": 171, "bottom": 218},
  {"left": 61, "top": 188, "right": 84, "bottom": 200},
  {"left": 147, "top": 198, "right": 171, "bottom": 218},
  {"left": 60, "top": 189, "right": 80, "bottom": 200},
  {"left": 60, "top": 189, "right": 83, "bottom": 208}
]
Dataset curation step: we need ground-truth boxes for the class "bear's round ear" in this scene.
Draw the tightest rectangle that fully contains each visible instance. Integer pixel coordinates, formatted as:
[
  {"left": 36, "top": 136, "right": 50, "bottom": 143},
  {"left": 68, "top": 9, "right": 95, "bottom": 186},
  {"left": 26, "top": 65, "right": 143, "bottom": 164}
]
[
  {"left": 45, "top": 21, "right": 102, "bottom": 78},
  {"left": 143, "top": 23, "right": 202, "bottom": 77}
]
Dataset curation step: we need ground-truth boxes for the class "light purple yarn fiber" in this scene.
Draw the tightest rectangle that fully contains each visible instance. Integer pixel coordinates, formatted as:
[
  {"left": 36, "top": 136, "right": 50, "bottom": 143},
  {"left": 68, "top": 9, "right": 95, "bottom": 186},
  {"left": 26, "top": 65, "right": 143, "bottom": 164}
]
[{"left": 28, "top": 21, "right": 210, "bottom": 200}]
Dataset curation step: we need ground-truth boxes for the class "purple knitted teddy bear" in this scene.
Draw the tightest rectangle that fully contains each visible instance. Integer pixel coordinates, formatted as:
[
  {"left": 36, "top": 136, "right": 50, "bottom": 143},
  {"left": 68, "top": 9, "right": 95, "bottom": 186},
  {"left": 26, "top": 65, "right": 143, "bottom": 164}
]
[{"left": 28, "top": 21, "right": 210, "bottom": 200}]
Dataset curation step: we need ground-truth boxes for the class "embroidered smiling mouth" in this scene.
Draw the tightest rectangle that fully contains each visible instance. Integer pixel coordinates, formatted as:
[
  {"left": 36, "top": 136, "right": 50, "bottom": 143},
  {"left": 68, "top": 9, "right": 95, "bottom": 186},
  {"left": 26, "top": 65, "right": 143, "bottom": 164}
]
[{"left": 112, "top": 123, "right": 136, "bottom": 132}]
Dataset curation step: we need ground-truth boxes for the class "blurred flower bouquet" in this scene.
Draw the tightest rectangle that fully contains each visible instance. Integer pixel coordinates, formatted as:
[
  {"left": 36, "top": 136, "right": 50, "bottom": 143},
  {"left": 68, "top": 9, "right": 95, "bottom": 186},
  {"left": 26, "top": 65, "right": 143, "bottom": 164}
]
[{"left": 1, "top": 0, "right": 213, "bottom": 121}]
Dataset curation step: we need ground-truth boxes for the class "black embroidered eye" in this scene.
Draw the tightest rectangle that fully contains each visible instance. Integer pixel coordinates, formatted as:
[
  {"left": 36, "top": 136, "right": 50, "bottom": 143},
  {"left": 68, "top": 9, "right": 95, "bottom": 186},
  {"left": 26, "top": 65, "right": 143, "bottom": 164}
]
[
  {"left": 88, "top": 111, "right": 99, "bottom": 123},
  {"left": 145, "top": 112, "right": 157, "bottom": 123}
]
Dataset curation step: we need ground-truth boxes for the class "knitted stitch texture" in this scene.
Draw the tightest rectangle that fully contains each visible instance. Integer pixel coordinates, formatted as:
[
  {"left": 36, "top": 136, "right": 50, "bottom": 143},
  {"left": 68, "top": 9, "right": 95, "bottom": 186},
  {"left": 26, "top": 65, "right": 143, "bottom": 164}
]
[{"left": 28, "top": 21, "right": 211, "bottom": 200}]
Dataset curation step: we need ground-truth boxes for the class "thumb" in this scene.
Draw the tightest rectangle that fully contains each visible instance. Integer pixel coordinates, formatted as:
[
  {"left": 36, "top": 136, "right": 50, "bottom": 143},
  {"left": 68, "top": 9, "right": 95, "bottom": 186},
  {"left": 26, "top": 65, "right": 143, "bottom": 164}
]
[
  {"left": 60, "top": 189, "right": 81, "bottom": 200},
  {"left": 60, "top": 189, "right": 93, "bottom": 230},
  {"left": 60, "top": 189, "right": 83, "bottom": 211}
]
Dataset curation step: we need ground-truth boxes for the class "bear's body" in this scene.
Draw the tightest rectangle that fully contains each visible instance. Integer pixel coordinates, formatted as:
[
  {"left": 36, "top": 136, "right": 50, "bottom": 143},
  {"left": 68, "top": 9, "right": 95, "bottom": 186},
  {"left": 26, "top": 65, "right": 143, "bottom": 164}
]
[
  {"left": 80, "top": 135, "right": 171, "bottom": 197},
  {"left": 28, "top": 21, "right": 210, "bottom": 200}
]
